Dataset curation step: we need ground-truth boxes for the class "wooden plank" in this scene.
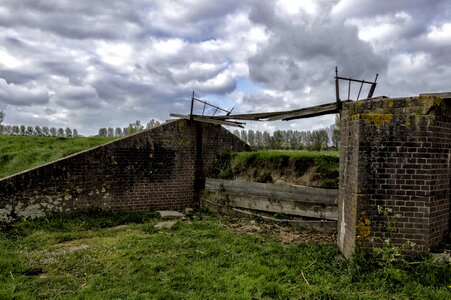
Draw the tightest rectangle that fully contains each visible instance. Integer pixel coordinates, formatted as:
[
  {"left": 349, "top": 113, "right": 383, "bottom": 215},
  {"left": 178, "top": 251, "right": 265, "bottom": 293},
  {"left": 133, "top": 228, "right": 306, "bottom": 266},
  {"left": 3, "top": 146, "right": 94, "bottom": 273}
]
[
  {"left": 211, "top": 111, "right": 291, "bottom": 121},
  {"left": 202, "top": 199, "right": 336, "bottom": 233},
  {"left": 211, "top": 101, "right": 352, "bottom": 121},
  {"left": 203, "top": 190, "right": 337, "bottom": 220},
  {"left": 268, "top": 103, "right": 339, "bottom": 121},
  {"left": 206, "top": 178, "right": 337, "bottom": 205},
  {"left": 169, "top": 113, "right": 245, "bottom": 128}
]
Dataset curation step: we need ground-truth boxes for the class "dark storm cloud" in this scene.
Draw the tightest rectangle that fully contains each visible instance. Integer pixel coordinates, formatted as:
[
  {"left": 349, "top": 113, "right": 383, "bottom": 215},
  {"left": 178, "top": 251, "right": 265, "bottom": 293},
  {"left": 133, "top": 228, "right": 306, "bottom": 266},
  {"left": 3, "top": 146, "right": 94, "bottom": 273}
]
[
  {"left": 247, "top": 1, "right": 387, "bottom": 94},
  {"left": 0, "top": 0, "right": 143, "bottom": 40},
  {"left": 0, "top": 80, "right": 49, "bottom": 106}
]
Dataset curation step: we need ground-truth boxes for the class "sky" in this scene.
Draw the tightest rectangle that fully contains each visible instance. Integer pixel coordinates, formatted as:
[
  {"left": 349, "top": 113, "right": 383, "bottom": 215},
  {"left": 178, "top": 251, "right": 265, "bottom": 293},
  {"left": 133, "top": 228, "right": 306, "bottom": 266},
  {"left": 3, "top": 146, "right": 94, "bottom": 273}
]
[{"left": 0, "top": 0, "right": 450, "bottom": 135}]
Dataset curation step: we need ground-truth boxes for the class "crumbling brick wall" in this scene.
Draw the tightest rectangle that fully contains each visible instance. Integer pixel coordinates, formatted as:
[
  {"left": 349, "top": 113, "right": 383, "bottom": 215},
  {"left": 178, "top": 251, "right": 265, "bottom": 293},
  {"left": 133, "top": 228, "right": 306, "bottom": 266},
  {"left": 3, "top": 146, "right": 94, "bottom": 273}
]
[
  {"left": 0, "top": 119, "right": 249, "bottom": 222},
  {"left": 338, "top": 95, "right": 451, "bottom": 258}
]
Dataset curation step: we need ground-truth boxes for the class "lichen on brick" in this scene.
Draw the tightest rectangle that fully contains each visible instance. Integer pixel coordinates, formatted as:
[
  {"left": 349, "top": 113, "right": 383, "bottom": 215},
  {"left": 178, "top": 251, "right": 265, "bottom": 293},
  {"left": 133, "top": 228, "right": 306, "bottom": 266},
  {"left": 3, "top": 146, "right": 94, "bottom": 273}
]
[
  {"left": 357, "top": 212, "right": 371, "bottom": 240},
  {"left": 352, "top": 113, "right": 393, "bottom": 128}
]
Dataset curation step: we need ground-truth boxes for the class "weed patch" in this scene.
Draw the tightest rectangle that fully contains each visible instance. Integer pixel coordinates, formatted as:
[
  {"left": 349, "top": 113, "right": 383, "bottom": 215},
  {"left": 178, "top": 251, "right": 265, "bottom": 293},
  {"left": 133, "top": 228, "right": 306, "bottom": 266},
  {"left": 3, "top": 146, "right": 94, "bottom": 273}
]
[{"left": 212, "top": 150, "right": 339, "bottom": 188}]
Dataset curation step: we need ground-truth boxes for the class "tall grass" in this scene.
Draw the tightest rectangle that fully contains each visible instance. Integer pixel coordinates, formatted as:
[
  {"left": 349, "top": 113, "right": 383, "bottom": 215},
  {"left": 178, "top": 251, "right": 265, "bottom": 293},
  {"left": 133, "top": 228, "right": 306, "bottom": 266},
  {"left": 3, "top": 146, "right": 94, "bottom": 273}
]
[
  {"left": 0, "top": 135, "right": 115, "bottom": 179},
  {"left": 213, "top": 150, "right": 340, "bottom": 188}
]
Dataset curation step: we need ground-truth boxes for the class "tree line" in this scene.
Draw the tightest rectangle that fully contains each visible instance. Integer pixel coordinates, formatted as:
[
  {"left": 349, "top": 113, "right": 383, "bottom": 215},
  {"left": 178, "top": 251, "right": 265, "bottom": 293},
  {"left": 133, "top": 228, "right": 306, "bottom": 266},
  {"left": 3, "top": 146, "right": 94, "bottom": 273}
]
[
  {"left": 0, "top": 124, "right": 79, "bottom": 137},
  {"left": 0, "top": 111, "right": 79, "bottom": 137},
  {"left": 232, "top": 116, "right": 340, "bottom": 151},
  {"left": 97, "top": 119, "right": 161, "bottom": 137}
]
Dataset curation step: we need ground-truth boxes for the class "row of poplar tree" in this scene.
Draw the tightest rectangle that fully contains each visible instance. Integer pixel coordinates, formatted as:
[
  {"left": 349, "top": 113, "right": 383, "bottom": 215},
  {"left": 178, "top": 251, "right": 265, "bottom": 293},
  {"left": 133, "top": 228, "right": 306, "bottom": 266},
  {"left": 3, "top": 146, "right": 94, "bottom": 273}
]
[
  {"left": 97, "top": 119, "right": 161, "bottom": 137},
  {"left": 232, "top": 126, "right": 339, "bottom": 151},
  {"left": 0, "top": 124, "right": 79, "bottom": 137},
  {"left": 0, "top": 111, "right": 78, "bottom": 137},
  {"left": 0, "top": 109, "right": 340, "bottom": 149}
]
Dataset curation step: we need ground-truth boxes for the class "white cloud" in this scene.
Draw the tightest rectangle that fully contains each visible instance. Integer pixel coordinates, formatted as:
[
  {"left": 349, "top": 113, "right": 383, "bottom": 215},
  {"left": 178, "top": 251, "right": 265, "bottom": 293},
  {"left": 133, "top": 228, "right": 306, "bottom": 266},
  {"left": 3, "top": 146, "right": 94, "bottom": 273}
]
[{"left": 427, "top": 22, "right": 451, "bottom": 43}]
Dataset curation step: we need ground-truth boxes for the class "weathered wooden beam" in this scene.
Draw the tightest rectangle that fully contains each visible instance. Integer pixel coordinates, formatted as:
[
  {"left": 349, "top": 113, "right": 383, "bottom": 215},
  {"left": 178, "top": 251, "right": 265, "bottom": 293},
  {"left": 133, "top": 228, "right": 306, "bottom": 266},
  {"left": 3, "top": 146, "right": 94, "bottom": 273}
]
[
  {"left": 169, "top": 113, "right": 245, "bottom": 128},
  {"left": 267, "top": 102, "right": 339, "bottom": 121},
  {"left": 211, "top": 111, "right": 292, "bottom": 121},
  {"left": 204, "top": 190, "right": 337, "bottom": 220},
  {"left": 205, "top": 178, "right": 337, "bottom": 205},
  {"left": 211, "top": 100, "right": 352, "bottom": 122},
  {"left": 202, "top": 198, "right": 337, "bottom": 233},
  {"left": 204, "top": 179, "right": 338, "bottom": 221}
]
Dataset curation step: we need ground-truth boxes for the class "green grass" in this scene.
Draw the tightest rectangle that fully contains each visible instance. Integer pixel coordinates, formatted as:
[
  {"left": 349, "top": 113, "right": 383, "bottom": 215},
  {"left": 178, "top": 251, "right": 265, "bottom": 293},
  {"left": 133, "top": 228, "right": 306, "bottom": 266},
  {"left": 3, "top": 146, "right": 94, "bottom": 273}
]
[
  {"left": 213, "top": 150, "right": 340, "bottom": 188},
  {"left": 0, "top": 135, "right": 116, "bottom": 179},
  {"left": 1, "top": 211, "right": 450, "bottom": 299}
]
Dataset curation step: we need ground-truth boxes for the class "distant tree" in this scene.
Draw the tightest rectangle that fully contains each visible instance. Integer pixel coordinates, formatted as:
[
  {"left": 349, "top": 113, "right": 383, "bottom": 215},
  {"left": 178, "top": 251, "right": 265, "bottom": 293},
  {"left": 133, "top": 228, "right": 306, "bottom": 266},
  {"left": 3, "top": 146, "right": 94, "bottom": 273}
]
[
  {"left": 263, "top": 131, "right": 271, "bottom": 149},
  {"left": 240, "top": 130, "right": 248, "bottom": 144},
  {"left": 309, "top": 129, "right": 329, "bottom": 151},
  {"left": 107, "top": 127, "right": 114, "bottom": 137},
  {"left": 127, "top": 120, "right": 144, "bottom": 135},
  {"left": 4, "top": 125, "right": 12, "bottom": 135},
  {"left": 65, "top": 127, "right": 73, "bottom": 138},
  {"left": 272, "top": 130, "right": 284, "bottom": 149},
  {"left": 42, "top": 126, "right": 50, "bottom": 136},
  {"left": 98, "top": 128, "right": 107, "bottom": 137},
  {"left": 12, "top": 125, "right": 19, "bottom": 135},
  {"left": 34, "top": 126, "right": 43, "bottom": 136},
  {"left": 0, "top": 124, "right": 3, "bottom": 135},
  {"left": 26, "top": 126, "right": 34, "bottom": 136},
  {"left": 115, "top": 127, "right": 122, "bottom": 137},
  {"left": 255, "top": 131, "right": 263, "bottom": 148},
  {"left": 20, "top": 125, "right": 26, "bottom": 136},
  {"left": 50, "top": 127, "right": 57, "bottom": 137},
  {"left": 146, "top": 119, "right": 160, "bottom": 129},
  {"left": 73, "top": 128, "right": 79, "bottom": 137},
  {"left": 247, "top": 130, "right": 255, "bottom": 148},
  {"left": 57, "top": 128, "right": 65, "bottom": 137},
  {"left": 332, "top": 114, "right": 341, "bottom": 149},
  {"left": 123, "top": 127, "right": 130, "bottom": 136},
  {"left": 0, "top": 110, "right": 4, "bottom": 124}
]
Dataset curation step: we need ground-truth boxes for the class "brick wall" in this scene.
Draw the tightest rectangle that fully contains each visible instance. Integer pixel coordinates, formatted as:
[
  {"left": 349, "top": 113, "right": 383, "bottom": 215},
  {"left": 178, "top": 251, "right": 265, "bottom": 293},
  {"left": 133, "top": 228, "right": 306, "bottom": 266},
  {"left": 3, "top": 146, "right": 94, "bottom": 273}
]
[
  {"left": 338, "top": 95, "right": 451, "bottom": 258},
  {"left": 0, "top": 119, "right": 249, "bottom": 222}
]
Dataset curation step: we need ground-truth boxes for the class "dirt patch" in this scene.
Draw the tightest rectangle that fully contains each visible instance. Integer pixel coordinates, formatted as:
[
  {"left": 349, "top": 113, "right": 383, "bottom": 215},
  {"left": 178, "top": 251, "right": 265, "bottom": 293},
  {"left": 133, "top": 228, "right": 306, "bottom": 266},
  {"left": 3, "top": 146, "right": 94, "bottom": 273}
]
[
  {"left": 222, "top": 218, "right": 335, "bottom": 244},
  {"left": 54, "top": 243, "right": 90, "bottom": 254}
]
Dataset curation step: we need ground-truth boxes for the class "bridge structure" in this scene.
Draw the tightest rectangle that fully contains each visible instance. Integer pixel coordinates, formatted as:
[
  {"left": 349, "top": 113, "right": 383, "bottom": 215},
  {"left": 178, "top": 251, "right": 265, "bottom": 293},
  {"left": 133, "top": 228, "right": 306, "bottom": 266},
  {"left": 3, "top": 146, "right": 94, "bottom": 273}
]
[{"left": 172, "top": 70, "right": 451, "bottom": 258}]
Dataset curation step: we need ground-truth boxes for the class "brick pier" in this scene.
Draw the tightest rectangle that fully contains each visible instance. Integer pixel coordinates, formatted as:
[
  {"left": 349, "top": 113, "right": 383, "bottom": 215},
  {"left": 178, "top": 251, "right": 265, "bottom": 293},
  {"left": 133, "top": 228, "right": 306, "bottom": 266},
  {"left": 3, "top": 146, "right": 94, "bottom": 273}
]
[{"left": 338, "top": 94, "right": 451, "bottom": 258}]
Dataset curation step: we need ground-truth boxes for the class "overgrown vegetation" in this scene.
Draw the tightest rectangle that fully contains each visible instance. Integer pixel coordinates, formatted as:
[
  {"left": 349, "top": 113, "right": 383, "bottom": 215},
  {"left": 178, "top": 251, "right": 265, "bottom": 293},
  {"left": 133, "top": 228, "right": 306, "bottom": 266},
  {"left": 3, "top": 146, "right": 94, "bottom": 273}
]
[
  {"left": 0, "top": 211, "right": 449, "bottom": 299},
  {"left": 213, "top": 150, "right": 339, "bottom": 188},
  {"left": 0, "top": 135, "right": 115, "bottom": 179}
]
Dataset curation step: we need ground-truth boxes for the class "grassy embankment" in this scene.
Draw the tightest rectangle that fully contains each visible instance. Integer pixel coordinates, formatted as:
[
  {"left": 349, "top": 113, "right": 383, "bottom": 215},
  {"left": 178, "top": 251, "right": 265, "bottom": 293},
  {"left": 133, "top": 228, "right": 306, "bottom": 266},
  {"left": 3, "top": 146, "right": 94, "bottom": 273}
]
[
  {"left": 0, "top": 135, "right": 115, "bottom": 179},
  {"left": 0, "top": 211, "right": 450, "bottom": 299},
  {"left": 212, "top": 150, "right": 339, "bottom": 188}
]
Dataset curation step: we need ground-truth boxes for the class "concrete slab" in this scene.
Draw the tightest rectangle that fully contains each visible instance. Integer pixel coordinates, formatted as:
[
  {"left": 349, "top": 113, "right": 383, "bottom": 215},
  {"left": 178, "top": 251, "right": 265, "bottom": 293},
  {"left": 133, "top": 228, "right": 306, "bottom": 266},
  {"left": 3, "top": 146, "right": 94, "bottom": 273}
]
[
  {"left": 157, "top": 210, "right": 185, "bottom": 219},
  {"left": 154, "top": 220, "right": 178, "bottom": 230}
]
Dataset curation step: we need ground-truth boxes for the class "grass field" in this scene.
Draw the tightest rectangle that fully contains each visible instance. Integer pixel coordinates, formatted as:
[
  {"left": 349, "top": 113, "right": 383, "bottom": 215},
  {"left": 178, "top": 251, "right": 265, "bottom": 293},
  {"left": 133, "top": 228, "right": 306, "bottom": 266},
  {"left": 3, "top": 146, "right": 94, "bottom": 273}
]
[
  {"left": 0, "top": 135, "right": 115, "bottom": 179},
  {"left": 1, "top": 211, "right": 450, "bottom": 299}
]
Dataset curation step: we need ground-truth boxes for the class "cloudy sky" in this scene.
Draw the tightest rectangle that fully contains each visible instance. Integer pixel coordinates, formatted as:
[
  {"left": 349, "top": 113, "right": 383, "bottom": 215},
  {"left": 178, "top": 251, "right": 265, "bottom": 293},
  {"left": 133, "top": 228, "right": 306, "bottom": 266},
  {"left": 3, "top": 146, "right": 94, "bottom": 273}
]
[{"left": 0, "top": 0, "right": 450, "bottom": 135}]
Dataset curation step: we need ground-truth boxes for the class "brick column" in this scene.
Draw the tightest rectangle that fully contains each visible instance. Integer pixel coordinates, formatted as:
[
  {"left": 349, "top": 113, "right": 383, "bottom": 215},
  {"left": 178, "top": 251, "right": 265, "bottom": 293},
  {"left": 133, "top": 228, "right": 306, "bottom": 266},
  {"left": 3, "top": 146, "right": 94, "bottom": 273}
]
[{"left": 338, "top": 95, "right": 451, "bottom": 258}]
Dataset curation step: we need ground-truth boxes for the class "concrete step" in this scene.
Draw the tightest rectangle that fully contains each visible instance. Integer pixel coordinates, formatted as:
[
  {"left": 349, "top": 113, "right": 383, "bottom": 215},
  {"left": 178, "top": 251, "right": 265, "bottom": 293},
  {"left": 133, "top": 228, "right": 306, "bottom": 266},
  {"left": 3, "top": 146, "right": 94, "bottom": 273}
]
[
  {"left": 154, "top": 220, "right": 178, "bottom": 230},
  {"left": 157, "top": 210, "right": 185, "bottom": 220}
]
